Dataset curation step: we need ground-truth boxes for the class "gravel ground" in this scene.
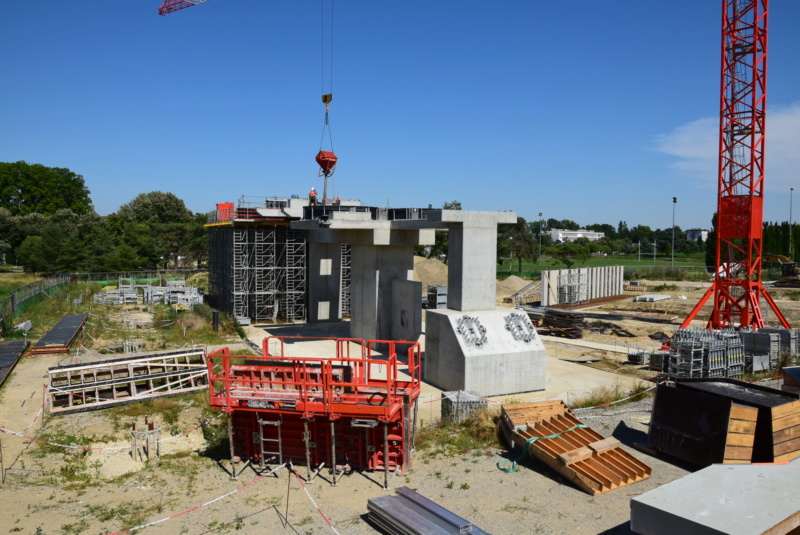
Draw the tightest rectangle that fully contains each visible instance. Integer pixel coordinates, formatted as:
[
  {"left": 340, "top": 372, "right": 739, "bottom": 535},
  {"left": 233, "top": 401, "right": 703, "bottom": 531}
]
[{"left": 0, "top": 396, "right": 695, "bottom": 535}]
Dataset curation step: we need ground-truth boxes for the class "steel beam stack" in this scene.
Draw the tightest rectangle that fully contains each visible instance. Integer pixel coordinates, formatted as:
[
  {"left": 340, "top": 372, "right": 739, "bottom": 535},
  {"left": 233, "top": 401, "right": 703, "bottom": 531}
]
[{"left": 368, "top": 486, "right": 490, "bottom": 535}]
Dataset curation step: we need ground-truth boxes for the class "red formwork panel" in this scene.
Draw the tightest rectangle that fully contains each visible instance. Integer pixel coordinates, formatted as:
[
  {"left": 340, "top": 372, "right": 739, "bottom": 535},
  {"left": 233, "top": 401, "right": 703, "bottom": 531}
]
[{"left": 208, "top": 336, "right": 420, "bottom": 473}]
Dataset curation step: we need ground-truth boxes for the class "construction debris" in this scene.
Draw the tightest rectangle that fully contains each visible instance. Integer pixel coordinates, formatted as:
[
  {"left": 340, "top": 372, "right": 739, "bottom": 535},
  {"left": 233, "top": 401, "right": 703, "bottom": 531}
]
[
  {"left": 30, "top": 313, "right": 87, "bottom": 355},
  {"left": 537, "top": 309, "right": 584, "bottom": 339},
  {"left": 48, "top": 348, "right": 209, "bottom": 414},
  {"left": 367, "top": 486, "right": 490, "bottom": 535},
  {"left": 633, "top": 294, "right": 670, "bottom": 302},
  {"left": 500, "top": 400, "right": 651, "bottom": 495}
]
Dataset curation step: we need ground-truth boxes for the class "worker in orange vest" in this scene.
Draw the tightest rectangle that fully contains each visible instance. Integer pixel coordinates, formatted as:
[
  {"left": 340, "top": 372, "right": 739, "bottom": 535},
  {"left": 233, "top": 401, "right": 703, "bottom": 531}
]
[
  {"left": 333, "top": 196, "right": 341, "bottom": 206},
  {"left": 309, "top": 187, "right": 318, "bottom": 206}
]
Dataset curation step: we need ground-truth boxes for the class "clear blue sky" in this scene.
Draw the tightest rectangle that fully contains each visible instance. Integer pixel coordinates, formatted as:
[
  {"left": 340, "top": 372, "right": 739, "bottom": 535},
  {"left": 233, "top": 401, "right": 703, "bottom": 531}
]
[{"left": 2, "top": 1, "right": 799, "bottom": 231}]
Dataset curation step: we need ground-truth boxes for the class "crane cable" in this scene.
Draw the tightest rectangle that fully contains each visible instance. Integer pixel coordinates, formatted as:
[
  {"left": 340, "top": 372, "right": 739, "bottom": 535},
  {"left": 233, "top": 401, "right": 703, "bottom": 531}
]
[{"left": 319, "top": 0, "right": 334, "bottom": 153}]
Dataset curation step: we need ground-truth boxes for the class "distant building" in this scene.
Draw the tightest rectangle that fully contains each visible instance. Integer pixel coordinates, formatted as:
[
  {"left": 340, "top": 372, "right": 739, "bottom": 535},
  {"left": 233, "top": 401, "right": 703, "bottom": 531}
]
[
  {"left": 686, "top": 228, "right": 709, "bottom": 242},
  {"left": 550, "top": 228, "right": 604, "bottom": 243}
]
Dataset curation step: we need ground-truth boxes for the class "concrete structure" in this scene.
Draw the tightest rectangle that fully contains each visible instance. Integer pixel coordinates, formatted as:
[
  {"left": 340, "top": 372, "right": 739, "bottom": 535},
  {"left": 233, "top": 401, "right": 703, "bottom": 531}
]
[
  {"left": 631, "top": 462, "right": 800, "bottom": 534},
  {"left": 549, "top": 228, "right": 604, "bottom": 243},
  {"left": 423, "top": 211, "right": 547, "bottom": 397},
  {"left": 540, "top": 265, "right": 624, "bottom": 306},
  {"left": 294, "top": 207, "right": 434, "bottom": 342}
]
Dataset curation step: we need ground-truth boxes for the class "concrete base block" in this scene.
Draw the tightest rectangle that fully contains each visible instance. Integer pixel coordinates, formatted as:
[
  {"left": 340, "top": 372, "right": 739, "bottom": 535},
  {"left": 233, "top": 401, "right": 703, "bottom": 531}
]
[
  {"left": 631, "top": 462, "right": 800, "bottom": 535},
  {"left": 424, "top": 308, "right": 546, "bottom": 397}
]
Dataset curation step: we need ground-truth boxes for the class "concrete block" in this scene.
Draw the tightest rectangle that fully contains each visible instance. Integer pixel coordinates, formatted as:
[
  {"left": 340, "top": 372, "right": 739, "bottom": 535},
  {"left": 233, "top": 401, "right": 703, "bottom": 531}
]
[
  {"left": 424, "top": 308, "right": 546, "bottom": 397},
  {"left": 631, "top": 463, "right": 800, "bottom": 535}
]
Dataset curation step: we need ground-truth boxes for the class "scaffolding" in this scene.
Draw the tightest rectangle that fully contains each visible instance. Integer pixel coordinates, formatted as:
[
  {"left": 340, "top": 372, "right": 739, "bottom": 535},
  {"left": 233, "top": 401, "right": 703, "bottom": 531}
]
[
  {"left": 206, "top": 197, "right": 353, "bottom": 325},
  {"left": 207, "top": 223, "right": 305, "bottom": 324}
]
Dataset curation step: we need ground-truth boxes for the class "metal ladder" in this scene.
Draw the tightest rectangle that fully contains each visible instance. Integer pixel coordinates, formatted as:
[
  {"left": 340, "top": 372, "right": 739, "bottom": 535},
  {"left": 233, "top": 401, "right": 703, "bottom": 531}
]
[{"left": 257, "top": 417, "right": 283, "bottom": 469}]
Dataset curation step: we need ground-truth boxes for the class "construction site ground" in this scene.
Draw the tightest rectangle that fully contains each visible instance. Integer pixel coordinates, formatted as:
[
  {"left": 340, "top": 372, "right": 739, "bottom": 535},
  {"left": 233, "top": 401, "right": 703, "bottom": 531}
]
[{"left": 1, "top": 272, "right": 799, "bottom": 534}]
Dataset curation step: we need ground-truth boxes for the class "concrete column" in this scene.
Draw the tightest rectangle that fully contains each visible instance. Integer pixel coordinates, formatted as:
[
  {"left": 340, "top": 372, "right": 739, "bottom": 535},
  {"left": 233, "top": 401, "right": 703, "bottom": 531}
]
[
  {"left": 307, "top": 243, "right": 343, "bottom": 322},
  {"left": 350, "top": 244, "right": 415, "bottom": 342},
  {"left": 446, "top": 223, "right": 498, "bottom": 312}
]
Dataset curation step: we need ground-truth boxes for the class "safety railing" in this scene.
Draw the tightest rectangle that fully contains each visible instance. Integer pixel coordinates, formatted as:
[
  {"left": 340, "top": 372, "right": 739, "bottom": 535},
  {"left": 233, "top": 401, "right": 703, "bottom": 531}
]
[{"left": 208, "top": 336, "right": 421, "bottom": 419}]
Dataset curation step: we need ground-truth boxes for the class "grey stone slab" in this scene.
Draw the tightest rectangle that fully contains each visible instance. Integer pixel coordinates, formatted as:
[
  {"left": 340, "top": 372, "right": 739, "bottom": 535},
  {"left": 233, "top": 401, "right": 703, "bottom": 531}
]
[{"left": 631, "top": 463, "right": 800, "bottom": 535}]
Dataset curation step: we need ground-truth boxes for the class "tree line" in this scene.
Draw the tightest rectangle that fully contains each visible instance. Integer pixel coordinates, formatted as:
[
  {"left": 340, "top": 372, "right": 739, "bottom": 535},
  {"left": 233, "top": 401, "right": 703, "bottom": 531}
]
[
  {"left": 4, "top": 162, "right": 797, "bottom": 275},
  {"left": 0, "top": 162, "right": 207, "bottom": 273}
]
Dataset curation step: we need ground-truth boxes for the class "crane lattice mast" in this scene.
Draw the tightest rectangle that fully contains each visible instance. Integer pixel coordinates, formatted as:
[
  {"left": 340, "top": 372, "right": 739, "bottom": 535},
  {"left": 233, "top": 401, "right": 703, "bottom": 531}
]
[
  {"left": 158, "top": 0, "right": 211, "bottom": 16},
  {"left": 683, "top": 0, "right": 789, "bottom": 329}
]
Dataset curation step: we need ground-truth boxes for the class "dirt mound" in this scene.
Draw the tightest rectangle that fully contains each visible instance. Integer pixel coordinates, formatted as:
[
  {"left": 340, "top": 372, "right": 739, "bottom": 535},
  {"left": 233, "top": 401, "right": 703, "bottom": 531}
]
[
  {"left": 496, "top": 275, "right": 530, "bottom": 295},
  {"left": 413, "top": 256, "right": 448, "bottom": 289}
]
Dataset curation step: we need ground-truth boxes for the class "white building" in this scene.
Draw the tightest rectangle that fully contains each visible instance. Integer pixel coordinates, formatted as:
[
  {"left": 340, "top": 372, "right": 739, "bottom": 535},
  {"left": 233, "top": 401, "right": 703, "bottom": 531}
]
[
  {"left": 686, "top": 228, "right": 709, "bottom": 242},
  {"left": 550, "top": 228, "right": 604, "bottom": 243}
]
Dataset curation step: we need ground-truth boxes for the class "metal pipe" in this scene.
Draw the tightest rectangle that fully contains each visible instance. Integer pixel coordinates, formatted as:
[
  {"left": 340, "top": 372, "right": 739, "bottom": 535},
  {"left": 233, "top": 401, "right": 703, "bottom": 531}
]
[
  {"left": 330, "top": 420, "right": 337, "bottom": 486},
  {"left": 384, "top": 423, "right": 389, "bottom": 490}
]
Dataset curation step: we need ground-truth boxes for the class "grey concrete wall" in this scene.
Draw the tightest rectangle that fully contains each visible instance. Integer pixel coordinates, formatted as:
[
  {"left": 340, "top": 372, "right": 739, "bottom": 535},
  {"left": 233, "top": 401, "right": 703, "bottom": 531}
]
[
  {"left": 307, "top": 243, "right": 343, "bottom": 322},
  {"left": 391, "top": 279, "right": 422, "bottom": 342},
  {"left": 540, "top": 265, "right": 625, "bottom": 306},
  {"left": 425, "top": 308, "right": 546, "bottom": 396},
  {"left": 350, "top": 244, "right": 415, "bottom": 342}
]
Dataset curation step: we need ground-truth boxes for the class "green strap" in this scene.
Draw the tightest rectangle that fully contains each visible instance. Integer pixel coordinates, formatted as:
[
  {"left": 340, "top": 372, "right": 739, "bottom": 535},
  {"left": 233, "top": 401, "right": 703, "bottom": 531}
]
[{"left": 497, "top": 424, "right": 588, "bottom": 473}]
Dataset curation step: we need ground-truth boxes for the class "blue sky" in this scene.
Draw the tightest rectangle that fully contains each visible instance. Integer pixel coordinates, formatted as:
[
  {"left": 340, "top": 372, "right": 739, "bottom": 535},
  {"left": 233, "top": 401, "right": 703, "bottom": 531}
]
[{"left": 2, "top": 1, "right": 799, "bottom": 231}]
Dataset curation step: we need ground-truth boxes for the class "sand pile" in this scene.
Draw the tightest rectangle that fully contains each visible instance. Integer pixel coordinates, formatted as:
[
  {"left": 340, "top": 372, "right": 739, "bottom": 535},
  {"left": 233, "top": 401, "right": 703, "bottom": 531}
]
[
  {"left": 496, "top": 275, "right": 530, "bottom": 296},
  {"left": 413, "top": 256, "right": 448, "bottom": 289}
]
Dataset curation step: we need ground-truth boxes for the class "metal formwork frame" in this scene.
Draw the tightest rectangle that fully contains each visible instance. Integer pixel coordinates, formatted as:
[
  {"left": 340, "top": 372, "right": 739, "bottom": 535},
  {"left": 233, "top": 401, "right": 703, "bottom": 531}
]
[{"left": 207, "top": 337, "right": 421, "bottom": 478}]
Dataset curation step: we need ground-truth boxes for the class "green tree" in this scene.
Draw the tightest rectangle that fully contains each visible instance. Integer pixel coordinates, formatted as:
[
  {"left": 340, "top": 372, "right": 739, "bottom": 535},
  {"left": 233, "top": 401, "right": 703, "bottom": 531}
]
[
  {"left": 499, "top": 217, "right": 536, "bottom": 272},
  {"left": 116, "top": 191, "right": 193, "bottom": 224},
  {"left": 547, "top": 241, "right": 590, "bottom": 269},
  {"left": 16, "top": 235, "right": 47, "bottom": 273},
  {"left": 0, "top": 161, "right": 93, "bottom": 215}
]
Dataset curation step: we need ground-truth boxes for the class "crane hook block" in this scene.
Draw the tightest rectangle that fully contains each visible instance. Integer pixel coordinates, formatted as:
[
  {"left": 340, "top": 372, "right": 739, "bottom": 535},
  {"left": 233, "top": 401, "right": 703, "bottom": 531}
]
[
  {"left": 316, "top": 150, "right": 338, "bottom": 177},
  {"left": 322, "top": 93, "right": 332, "bottom": 110}
]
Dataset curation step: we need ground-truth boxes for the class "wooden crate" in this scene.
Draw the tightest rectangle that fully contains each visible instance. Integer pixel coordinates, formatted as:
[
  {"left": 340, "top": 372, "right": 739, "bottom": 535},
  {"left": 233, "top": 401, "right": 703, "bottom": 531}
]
[{"left": 649, "top": 383, "right": 759, "bottom": 466}]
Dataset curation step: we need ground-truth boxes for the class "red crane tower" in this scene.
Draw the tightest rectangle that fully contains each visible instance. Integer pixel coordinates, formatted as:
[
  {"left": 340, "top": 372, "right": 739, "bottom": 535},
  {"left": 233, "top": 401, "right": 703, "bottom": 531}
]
[
  {"left": 682, "top": 0, "right": 790, "bottom": 330},
  {"left": 158, "top": 0, "right": 211, "bottom": 16}
]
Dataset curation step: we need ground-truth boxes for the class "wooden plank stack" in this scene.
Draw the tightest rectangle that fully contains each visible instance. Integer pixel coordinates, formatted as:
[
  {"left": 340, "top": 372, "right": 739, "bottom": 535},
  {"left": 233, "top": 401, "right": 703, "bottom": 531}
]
[
  {"left": 538, "top": 309, "right": 585, "bottom": 339},
  {"left": 500, "top": 400, "right": 652, "bottom": 495}
]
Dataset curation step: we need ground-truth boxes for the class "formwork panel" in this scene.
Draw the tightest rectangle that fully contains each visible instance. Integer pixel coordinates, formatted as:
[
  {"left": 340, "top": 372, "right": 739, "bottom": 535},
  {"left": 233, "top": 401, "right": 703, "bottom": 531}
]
[{"left": 208, "top": 337, "right": 421, "bottom": 474}]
